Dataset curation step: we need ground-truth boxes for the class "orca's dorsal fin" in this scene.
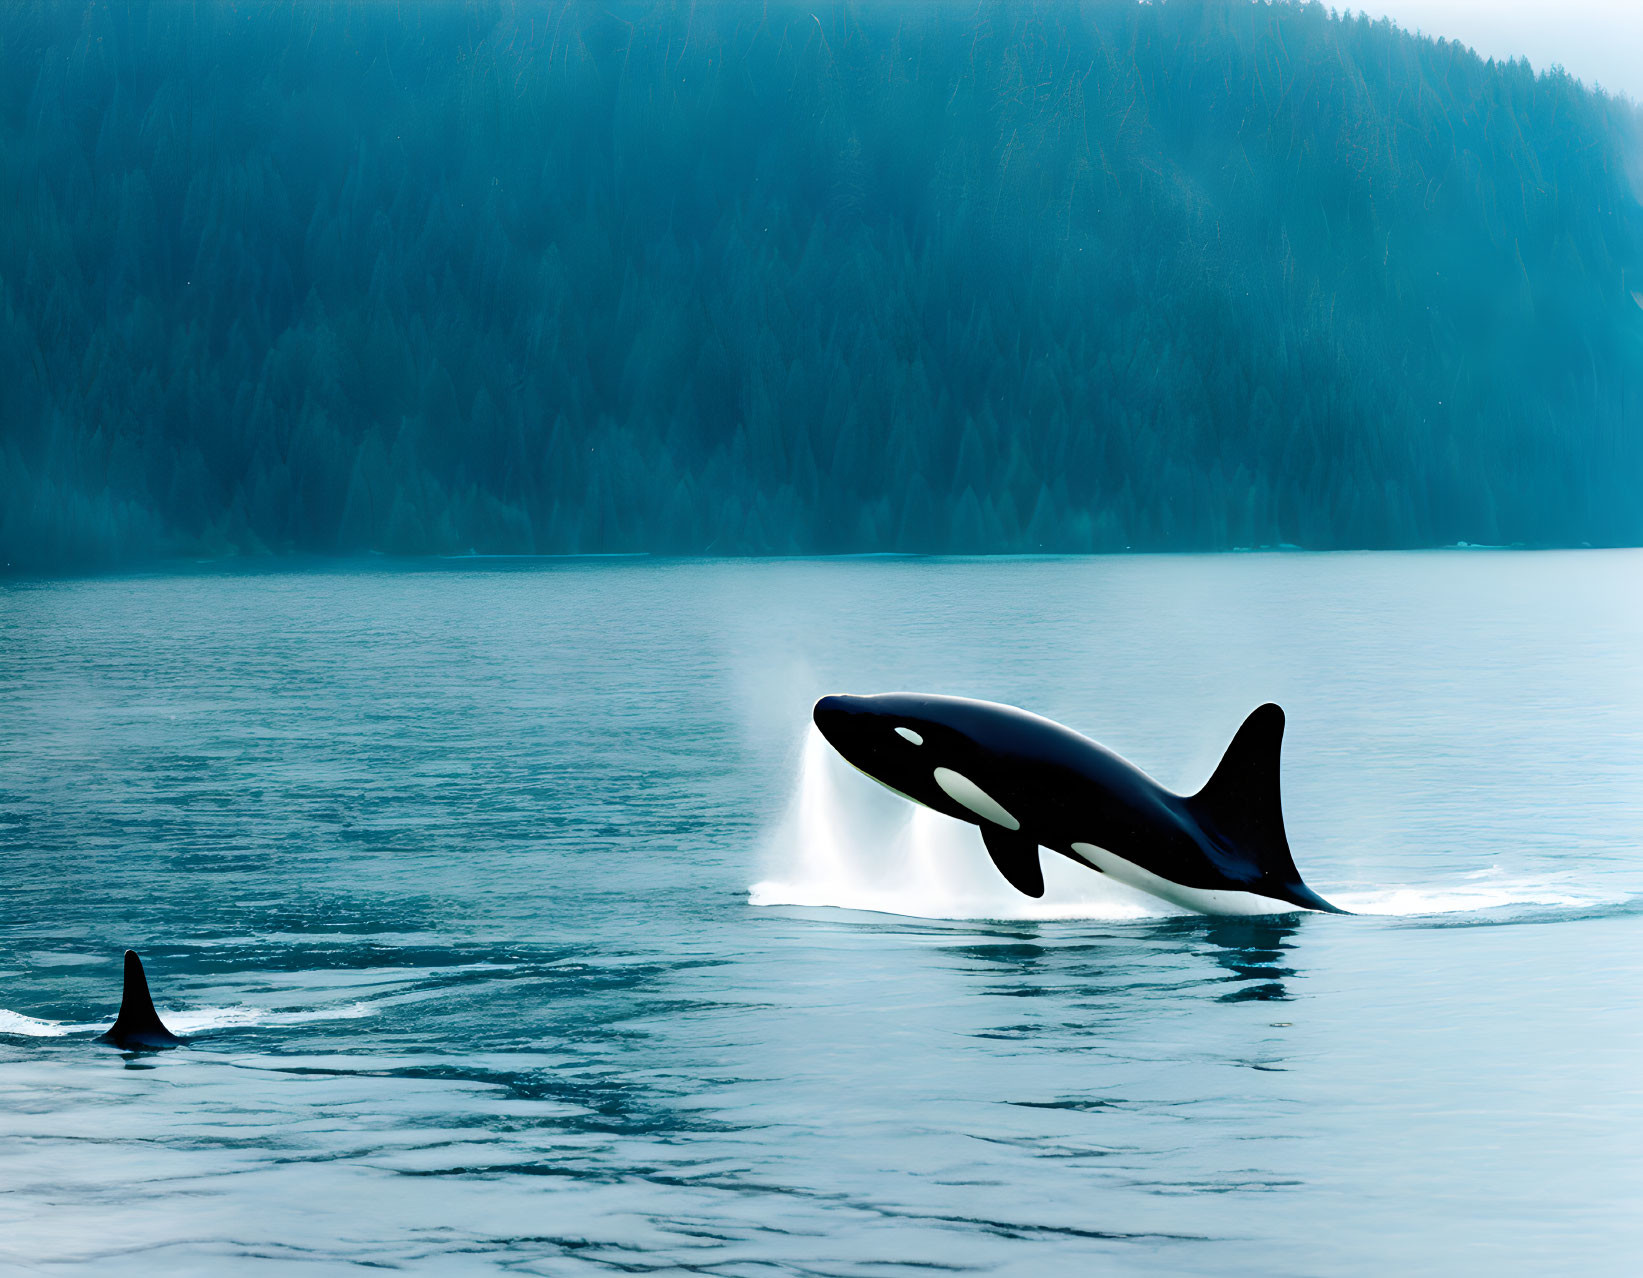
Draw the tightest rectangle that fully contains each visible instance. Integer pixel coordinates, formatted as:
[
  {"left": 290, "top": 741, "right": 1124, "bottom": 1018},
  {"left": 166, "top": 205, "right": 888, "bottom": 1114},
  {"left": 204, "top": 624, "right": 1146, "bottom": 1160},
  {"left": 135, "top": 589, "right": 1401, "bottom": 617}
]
[
  {"left": 1186, "top": 704, "right": 1302, "bottom": 882},
  {"left": 100, "top": 950, "right": 182, "bottom": 1049}
]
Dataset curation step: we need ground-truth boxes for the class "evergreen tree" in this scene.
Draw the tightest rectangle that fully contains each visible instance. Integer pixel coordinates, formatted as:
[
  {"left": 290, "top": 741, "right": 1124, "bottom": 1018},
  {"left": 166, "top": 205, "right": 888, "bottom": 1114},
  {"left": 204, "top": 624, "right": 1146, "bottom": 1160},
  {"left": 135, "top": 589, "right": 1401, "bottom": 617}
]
[{"left": 1, "top": 0, "right": 1640, "bottom": 573}]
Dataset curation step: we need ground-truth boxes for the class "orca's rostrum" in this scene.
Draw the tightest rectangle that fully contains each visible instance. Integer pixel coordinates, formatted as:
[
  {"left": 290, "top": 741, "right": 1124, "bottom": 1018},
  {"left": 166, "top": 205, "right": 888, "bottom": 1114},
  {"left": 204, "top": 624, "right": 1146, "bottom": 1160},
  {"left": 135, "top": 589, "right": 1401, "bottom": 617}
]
[{"left": 811, "top": 694, "right": 1345, "bottom": 915}]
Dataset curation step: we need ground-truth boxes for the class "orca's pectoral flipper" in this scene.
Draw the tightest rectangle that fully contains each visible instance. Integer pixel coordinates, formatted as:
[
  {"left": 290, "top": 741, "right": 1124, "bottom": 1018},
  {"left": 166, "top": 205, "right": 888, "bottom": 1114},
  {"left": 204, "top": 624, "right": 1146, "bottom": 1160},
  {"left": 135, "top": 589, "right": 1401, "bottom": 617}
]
[
  {"left": 981, "top": 826, "right": 1045, "bottom": 898},
  {"left": 1187, "top": 704, "right": 1348, "bottom": 913},
  {"left": 99, "top": 950, "right": 185, "bottom": 1050}
]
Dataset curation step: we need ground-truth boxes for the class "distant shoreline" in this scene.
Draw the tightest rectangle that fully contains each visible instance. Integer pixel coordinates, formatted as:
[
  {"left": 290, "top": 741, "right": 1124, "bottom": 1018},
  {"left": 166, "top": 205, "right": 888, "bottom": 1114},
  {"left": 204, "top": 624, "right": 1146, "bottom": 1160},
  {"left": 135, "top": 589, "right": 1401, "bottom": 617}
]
[{"left": 8, "top": 543, "right": 1639, "bottom": 585}]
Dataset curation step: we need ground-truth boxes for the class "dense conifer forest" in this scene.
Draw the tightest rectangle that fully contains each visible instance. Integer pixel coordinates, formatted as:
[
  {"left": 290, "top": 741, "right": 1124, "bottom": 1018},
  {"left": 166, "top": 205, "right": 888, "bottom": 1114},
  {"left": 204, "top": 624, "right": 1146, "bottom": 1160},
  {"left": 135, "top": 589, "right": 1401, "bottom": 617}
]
[{"left": 3, "top": 1, "right": 1642, "bottom": 570}]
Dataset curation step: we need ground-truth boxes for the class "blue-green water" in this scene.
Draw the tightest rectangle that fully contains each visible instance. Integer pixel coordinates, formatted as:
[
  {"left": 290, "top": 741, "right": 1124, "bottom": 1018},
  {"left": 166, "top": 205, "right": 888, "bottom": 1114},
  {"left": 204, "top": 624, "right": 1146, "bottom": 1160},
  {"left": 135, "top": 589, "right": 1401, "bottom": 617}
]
[{"left": 2, "top": 555, "right": 1640, "bottom": 1274}]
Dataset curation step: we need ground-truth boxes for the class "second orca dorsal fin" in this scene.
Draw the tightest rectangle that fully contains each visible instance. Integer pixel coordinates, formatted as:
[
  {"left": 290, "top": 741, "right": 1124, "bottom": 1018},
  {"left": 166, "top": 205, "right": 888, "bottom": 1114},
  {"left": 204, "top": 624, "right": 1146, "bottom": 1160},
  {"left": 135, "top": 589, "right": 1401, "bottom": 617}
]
[
  {"left": 1186, "top": 704, "right": 1303, "bottom": 883},
  {"left": 981, "top": 826, "right": 1045, "bottom": 898},
  {"left": 99, "top": 950, "right": 184, "bottom": 1050}
]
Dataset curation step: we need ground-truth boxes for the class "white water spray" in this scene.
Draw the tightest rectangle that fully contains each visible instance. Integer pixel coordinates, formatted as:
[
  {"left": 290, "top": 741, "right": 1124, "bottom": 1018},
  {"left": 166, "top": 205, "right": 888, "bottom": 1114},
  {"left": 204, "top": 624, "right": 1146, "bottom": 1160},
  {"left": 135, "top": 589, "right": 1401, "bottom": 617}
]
[{"left": 749, "top": 727, "right": 1167, "bottom": 921}]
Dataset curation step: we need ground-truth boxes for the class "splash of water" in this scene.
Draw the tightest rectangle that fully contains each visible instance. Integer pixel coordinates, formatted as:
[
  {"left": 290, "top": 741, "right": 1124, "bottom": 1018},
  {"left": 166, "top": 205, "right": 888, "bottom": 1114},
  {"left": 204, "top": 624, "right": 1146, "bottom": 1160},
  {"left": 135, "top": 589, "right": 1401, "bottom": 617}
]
[{"left": 749, "top": 728, "right": 1166, "bottom": 921}]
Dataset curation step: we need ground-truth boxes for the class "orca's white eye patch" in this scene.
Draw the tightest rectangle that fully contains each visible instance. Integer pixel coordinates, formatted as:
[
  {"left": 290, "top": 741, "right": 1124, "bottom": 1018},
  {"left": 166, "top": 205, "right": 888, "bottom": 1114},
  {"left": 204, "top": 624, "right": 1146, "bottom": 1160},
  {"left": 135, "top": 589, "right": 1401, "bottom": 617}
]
[{"left": 895, "top": 727, "right": 923, "bottom": 745}]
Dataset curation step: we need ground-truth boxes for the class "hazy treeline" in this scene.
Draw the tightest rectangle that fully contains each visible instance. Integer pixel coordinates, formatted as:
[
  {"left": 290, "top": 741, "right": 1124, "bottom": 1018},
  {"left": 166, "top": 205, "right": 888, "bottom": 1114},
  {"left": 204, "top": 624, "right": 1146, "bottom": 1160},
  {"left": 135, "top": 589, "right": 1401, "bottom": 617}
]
[{"left": 3, "top": 0, "right": 1642, "bottom": 570}]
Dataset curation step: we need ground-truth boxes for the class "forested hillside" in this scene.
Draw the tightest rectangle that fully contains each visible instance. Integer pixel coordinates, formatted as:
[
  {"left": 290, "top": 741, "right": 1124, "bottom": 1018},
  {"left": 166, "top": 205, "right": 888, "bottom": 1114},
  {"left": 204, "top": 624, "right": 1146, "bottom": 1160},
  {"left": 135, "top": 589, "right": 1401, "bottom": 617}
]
[{"left": 3, "top": 0, "right": 1642, "bottom": 570}]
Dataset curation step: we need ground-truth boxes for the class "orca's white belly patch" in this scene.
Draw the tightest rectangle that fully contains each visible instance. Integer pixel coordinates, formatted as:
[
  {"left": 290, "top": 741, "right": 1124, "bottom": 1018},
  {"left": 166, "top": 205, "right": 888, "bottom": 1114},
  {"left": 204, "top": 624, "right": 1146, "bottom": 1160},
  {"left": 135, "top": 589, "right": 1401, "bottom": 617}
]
[{"left": 1069, "top": 842, "right": 1301, "bottom": 916}]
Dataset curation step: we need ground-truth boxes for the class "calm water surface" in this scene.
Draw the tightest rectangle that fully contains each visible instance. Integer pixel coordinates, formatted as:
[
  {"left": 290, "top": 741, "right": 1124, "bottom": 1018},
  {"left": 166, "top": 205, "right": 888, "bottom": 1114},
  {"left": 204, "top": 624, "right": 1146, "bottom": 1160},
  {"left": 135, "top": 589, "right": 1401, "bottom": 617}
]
[{"left": 1, "top": 554, "right": 1640, "bottom": 1275}]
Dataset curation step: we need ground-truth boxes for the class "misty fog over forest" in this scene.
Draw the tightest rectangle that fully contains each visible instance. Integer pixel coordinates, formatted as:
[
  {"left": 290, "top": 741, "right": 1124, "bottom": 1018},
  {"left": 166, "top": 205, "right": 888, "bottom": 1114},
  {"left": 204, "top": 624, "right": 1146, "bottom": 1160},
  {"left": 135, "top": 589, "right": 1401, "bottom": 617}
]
[{"left": 3, "top": 0, "right": 1641, "bottom": 571}]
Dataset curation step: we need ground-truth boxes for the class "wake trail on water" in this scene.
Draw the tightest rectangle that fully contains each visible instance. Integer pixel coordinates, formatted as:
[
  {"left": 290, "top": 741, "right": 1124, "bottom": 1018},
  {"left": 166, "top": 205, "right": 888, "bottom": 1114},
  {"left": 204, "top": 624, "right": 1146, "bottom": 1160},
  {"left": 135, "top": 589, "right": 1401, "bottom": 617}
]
[
  {"left": 1331, "top": 872, "right": 1630, "bottom": 918},
  {"left": 0, "top": 963, "right": 529, "bottom": 1040},
  {"left": 750, "top": 729, "right": 1632, "bottom": 924},
  {"left": 0, "top": 1001, "right": 380, "bottom": 1040}
]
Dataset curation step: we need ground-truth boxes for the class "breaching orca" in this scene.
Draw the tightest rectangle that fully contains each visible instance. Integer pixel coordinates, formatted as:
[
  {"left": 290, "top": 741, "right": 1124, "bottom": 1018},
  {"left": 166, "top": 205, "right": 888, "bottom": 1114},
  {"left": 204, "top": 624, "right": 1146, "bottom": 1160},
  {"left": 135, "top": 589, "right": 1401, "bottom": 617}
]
[
  {"left": 811, "top": 694, "right": 1345, "bottom": 915},
  {"left": 98, "top": 950, "right": 186, "bottom": 1050}
]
